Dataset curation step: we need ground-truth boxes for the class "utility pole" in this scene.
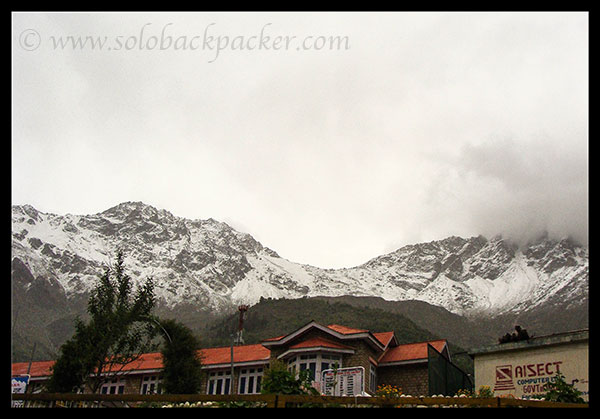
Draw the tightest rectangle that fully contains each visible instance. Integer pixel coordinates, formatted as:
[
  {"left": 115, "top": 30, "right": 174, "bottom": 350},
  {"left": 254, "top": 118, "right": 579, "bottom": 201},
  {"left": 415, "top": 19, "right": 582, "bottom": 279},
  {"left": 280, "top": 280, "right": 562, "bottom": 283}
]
[
  {"left": 12, "top": 307, "right": 20, "bottom": 337},
  {"left": 26, "top": 343, "right": 37, "bottom": 375}
]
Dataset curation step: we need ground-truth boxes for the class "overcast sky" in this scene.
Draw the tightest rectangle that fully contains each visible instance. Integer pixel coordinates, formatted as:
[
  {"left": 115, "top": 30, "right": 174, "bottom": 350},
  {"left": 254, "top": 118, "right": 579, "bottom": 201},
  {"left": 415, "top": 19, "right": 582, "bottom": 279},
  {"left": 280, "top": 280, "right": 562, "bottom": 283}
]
[{"left": 12, "top": 12, "right": 588, "bottom": 268}]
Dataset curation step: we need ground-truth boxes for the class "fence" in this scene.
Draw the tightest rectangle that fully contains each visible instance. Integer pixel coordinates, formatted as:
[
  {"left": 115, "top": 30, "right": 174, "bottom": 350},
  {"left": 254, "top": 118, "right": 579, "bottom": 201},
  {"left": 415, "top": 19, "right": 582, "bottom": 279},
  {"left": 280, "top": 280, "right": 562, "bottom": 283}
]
[
  {"left": 428, "top": 343, "right": 473, "bottom": 396},
  {"left": 12, "top": 392, "right": 588, "bottom": 408}
]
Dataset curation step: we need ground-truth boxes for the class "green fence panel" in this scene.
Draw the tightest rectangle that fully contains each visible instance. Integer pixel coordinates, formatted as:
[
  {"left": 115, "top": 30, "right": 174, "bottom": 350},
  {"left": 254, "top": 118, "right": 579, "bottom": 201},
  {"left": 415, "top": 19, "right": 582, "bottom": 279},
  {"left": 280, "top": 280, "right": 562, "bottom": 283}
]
[{"left": 427, "top": 344, "right": 473, "bottom": 396}]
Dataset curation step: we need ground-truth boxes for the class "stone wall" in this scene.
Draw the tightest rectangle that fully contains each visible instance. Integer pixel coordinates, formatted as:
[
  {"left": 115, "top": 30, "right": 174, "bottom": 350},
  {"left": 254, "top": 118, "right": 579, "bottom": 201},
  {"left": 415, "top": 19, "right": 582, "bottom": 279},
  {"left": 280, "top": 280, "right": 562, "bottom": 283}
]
[{"left": 377, "top": 363, "right": 429, "bottom": 396}]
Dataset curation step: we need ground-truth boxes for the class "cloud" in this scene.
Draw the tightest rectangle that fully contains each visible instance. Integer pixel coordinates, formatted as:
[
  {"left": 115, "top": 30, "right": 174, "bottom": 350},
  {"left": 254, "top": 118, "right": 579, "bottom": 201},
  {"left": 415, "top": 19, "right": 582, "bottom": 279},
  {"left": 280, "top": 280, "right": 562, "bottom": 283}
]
[
  {"left": 12, "top": 12, "right": 588, "bottom": 267},
  {"left": 421, "top": 134, "right": 588, "bottom": 247}
]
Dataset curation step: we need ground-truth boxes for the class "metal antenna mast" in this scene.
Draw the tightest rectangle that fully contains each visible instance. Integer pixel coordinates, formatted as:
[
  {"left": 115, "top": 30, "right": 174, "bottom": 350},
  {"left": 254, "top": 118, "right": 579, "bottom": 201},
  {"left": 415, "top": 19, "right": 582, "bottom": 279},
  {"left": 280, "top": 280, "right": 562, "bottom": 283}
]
[
  {"left": 230, "top": 304, "right": 249, "bottom": 395},
  {"left": 235, "top": 305, "right": 249, "bottom": 346}
]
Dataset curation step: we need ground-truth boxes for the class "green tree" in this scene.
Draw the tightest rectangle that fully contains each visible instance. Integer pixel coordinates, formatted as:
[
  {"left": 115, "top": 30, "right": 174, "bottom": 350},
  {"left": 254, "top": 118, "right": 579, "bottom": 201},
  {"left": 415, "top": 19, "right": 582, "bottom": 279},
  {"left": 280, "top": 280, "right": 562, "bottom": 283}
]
[
  {"left": 45, "top": 320, "right": 96, "bottom": 393},
  {"left": 47, "top": 250, "right": 158, "bottom": 393},
  {"left": 159, "top": 319, "right": 204, "bottom": 394}
]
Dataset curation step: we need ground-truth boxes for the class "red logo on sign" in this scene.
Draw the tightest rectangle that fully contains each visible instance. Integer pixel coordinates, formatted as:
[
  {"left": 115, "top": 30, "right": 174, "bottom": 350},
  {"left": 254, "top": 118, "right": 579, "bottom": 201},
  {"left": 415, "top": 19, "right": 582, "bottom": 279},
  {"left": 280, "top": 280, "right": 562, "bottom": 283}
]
[{"left": 494, "top": 365, "right": 516, "bottom": 391}]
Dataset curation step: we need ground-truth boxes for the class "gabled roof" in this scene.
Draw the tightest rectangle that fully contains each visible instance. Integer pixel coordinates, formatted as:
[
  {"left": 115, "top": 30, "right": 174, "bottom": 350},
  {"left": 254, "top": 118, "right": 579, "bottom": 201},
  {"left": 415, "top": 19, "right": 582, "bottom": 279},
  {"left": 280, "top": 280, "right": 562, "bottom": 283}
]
[
  {"left": 373, "top": 331, "right": 397, "bottom": 348},
  {"left": 326, "top": 324, "right": 368, "bottom": 334},
  {"left": 277, "top": 336, "right": 356, "bottom": 360},
  {"left": 263, "top": 334, "right": 286, "bottom": 342},
  {"left": 327, "top": 325, "right": 397, "bottom": 349},
  {"left": 378, "top": 339, "right": 448, "bottom": 365},
  {"left": 289, "top": 336, "right": 353, "bottom": 351},
  {"left": 261, "top": 320, "right": 387, "bottom": 352}
]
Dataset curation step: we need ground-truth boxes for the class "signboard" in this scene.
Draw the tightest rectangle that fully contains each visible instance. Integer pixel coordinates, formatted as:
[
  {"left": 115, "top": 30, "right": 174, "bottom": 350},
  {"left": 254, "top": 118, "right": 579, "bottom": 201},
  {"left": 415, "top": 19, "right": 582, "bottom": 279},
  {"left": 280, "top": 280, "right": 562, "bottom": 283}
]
[
  {"left": 474, "top": 339, "right": 589, "bottom": 401},
  {"left": 491, "top": 360, "right": 588, "bottom": 399},
  {"left": 321, "top": 366, "right": 364, "bottom": 396},
  {"left": 11, "top": 375, "right": 29, "bottom": 408}
]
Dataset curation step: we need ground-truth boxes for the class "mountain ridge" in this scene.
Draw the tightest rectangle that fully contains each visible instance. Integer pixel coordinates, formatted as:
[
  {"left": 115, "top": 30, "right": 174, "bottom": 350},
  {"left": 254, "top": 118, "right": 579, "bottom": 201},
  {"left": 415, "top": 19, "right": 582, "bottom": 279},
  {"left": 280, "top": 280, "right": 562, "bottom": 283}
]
[
  {"left": 11, "top": 201, "right": 588, "bottom": 316},
  {"left": 11, "top": 201, "right": 588, "bottom": 361}
]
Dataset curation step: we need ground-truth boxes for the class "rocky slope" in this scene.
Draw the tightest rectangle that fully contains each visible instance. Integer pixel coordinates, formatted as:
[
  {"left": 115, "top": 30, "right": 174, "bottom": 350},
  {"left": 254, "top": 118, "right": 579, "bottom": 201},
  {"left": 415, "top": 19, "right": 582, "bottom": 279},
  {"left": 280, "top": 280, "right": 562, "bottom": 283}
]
[{"left": 11, "top": 201, "right": 588, "bottom": 318}]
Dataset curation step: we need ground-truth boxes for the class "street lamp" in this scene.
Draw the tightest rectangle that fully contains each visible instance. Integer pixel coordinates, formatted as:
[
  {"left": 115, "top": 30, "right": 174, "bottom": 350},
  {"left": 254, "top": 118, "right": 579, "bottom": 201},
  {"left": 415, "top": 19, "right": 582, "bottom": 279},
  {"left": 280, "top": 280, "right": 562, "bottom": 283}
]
[{"left": 144, "top": 316, "right": 172, "bottom": 343}]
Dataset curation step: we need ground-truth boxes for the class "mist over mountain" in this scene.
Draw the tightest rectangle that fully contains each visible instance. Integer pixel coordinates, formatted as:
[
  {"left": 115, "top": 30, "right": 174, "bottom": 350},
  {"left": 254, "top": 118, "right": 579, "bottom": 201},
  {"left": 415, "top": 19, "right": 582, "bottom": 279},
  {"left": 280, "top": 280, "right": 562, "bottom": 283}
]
[{"left": 11, "top": 201, "right": 588, "bottom": 361}]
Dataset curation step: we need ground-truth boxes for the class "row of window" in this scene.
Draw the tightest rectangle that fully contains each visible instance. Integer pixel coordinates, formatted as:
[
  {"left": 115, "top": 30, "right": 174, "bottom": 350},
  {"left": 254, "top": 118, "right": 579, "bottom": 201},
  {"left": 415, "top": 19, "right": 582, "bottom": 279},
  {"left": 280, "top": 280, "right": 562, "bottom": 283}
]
[
  {"left": 97, "top": 371, "right": 263, "bottom": 396},
  {"left": 100, "top": 378, "right": 126, "bottom": 395},
  {"left": 97, "top": 353, "right": 377, "bottom": 395},
  {"left": 100, "top": 375, "right": 162, "bottom": 395},
  {"left": 206, "top": 354, "right": 346, "bottom": 395},
  {"left": 206, "top": 367, "right": 263, "bottom": 395},
  {"left": 288, "top": 354, "right": 378, "bottom": 395},
  {"left": 99, "top": 370, "right": 265, "bottom": 396}
]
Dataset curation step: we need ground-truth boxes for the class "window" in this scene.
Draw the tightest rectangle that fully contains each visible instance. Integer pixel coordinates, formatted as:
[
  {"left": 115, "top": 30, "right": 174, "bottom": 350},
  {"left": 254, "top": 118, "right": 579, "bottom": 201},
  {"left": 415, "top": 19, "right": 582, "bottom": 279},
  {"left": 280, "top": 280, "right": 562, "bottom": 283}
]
[
  {"left": 140, "top": 374, "right": 162, "bottom": 394},
  {"left": 207, "top": 370, "right": 231, "bottom": 395},
  {"left": 100, "top": 378, "right": 125, "bottom": 395},
  {"left": 369, "top": 364, "right": 377, "bottom": 393},
  {"left": 238, "top": 367, "right": 263, "bottom": 394},
  {"left": 287, "top": 353, "right": 342, "bottom": 391}
]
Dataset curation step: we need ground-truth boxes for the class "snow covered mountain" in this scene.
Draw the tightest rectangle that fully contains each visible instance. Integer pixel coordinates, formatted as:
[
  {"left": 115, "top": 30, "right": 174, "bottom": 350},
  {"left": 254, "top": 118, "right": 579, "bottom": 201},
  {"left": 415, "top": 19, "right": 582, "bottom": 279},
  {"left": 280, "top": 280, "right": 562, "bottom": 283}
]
[{"left": 11, "top": 202, "right": 588, "bottom": 318}]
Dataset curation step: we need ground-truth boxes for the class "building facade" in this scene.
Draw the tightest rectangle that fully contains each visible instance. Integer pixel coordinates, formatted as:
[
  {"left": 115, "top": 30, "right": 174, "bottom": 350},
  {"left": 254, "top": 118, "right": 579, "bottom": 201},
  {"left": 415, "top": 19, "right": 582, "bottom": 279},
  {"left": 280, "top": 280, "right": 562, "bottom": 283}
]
[
  {"left": 12, "top": 321, "right": 453, "bottom": 397},
  {"left": 469, "top": 329, "right": 589, "bottom": 401}
]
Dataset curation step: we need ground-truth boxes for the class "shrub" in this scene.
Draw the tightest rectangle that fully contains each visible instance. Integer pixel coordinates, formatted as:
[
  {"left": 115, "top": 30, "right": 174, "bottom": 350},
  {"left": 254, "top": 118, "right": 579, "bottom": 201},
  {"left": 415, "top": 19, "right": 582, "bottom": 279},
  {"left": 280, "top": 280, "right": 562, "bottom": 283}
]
[
  {"left": 474, "top": 385, "right": 494, "bottom": 398},
  {"left": 533, "top": 372, "right": 585, "bottom": 403},
  {"left": 375, "top": 384, "right": 403, "bottom": 398},
  {"left": 454, "top": 388, "right": 473, "bottom": 398},
  {"left": 454, "top": 386, "right": 493, "bottom": 398},
  {"left": 260, "top": 360, "right": 318, "bottom": 396}
]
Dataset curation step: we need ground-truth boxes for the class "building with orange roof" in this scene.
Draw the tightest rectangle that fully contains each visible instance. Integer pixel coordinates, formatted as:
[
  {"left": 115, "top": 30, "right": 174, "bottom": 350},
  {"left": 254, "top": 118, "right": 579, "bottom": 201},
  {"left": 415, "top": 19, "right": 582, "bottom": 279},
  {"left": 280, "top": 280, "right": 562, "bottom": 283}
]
[{"left": 12, "top": 321, "right": 468, "bottom": 397}]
